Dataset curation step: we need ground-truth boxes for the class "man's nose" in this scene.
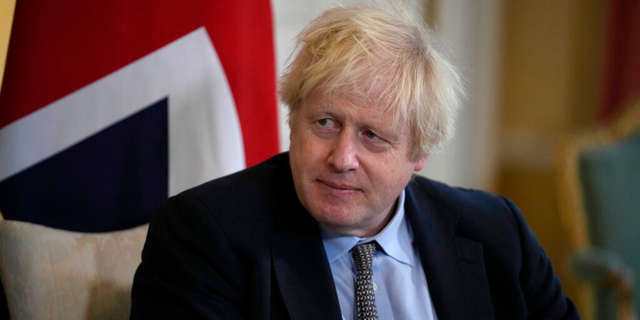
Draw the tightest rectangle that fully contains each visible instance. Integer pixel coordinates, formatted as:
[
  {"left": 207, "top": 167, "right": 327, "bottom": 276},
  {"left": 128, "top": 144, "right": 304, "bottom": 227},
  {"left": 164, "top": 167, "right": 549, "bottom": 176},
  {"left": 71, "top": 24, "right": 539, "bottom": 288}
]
[{"left": 327, "top": 131, "right": 359, "bottom": 172}]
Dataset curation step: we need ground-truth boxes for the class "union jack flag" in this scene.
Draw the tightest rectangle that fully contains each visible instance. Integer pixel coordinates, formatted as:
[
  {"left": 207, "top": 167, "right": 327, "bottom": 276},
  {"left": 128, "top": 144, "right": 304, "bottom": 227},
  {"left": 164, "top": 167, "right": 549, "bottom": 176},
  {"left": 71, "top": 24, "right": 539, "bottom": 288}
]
[{"left": 0, "top": 0, "right": 279, "bottom": 232}]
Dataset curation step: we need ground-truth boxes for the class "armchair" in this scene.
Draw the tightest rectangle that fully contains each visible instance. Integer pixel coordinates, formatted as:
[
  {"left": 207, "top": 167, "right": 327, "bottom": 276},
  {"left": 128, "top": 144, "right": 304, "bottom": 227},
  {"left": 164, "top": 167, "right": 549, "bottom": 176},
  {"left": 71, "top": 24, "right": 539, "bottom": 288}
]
[
  {"left": 0, "top": 211, "right": 148, "bottom": 319},
  {"left": 556, "top": 100, "right": 640, "bottom": 320}
]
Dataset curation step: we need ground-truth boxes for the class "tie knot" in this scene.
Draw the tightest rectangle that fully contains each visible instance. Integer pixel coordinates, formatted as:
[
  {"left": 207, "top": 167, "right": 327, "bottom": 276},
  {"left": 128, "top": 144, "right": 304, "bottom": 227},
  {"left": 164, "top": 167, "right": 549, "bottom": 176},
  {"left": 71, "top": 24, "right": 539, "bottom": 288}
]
[{"left": 351, "top": 242, "right": 376, "bottom": 271}]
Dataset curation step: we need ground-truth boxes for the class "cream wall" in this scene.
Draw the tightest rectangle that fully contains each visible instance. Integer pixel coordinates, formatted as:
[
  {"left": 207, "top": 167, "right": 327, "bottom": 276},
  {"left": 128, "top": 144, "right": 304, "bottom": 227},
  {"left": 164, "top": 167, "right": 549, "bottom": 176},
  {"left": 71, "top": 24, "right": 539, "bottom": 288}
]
[{"left": 419, "top": 0, "right": 502, "bottom": 190}]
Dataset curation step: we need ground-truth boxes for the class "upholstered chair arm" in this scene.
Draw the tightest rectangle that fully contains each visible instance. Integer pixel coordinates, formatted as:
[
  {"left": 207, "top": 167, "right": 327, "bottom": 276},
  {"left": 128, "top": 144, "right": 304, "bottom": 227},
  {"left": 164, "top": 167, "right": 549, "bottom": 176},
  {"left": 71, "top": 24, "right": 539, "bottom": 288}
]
[{"left": 571, "top": 248, "right": 637, "bottom": 320}]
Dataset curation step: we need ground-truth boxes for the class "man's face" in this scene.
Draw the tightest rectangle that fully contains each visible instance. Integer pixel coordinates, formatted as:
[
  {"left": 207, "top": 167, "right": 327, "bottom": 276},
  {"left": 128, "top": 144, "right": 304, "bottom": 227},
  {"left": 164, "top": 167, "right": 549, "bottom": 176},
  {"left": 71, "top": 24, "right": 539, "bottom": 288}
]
[{"left": 289, "top": 90, "right": 428, "bottom": 237}]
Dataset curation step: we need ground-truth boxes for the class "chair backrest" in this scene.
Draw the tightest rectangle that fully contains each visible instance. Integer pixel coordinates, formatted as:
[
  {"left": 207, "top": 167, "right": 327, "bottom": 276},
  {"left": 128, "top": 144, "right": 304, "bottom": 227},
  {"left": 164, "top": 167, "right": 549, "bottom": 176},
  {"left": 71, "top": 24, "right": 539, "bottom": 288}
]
[
  {"left": 557, "top": 100, "right": 640, "bottom": 320},
  {"left": 580, "top": 129, "right": 640, "bottom": 268},
  {"left": 0, "top": 213, "right": 148, "bottom": 320}
]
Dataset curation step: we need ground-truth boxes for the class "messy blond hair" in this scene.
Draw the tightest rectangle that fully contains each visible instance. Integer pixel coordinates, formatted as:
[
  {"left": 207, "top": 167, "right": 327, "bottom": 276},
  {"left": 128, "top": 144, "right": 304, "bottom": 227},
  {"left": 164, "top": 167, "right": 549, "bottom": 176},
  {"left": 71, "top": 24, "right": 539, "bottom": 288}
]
[{"left": 279, "top": 2, "right": 463, "bottom": 159}]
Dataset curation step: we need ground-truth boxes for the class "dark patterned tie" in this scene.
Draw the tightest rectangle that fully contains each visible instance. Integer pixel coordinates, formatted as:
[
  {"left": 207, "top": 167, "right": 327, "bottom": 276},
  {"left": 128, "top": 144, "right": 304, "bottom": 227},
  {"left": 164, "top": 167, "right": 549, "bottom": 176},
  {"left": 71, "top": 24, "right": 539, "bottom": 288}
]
[{"left": 351, "top": 242, "right": 378, "bottom": 320}]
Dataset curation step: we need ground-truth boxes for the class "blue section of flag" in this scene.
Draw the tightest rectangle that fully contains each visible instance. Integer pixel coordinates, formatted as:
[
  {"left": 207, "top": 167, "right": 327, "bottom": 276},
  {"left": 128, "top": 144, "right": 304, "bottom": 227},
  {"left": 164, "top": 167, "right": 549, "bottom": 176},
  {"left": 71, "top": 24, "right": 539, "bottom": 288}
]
[{"left": 0, "top": 98, "right": 169, "bottom": 232}]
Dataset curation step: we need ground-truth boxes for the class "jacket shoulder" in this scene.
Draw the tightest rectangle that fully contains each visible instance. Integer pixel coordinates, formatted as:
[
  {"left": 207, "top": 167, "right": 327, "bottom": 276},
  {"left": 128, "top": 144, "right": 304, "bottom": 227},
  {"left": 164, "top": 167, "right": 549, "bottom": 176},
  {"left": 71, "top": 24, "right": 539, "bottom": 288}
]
[
  {"left": 156, "top": 153, "right": 292, "bottom": 241},
  {"left": 407, "top": 175, "right": 515, "bottom": 224},
  {"left": 406, "top": 175, "right": 525, "bottom": 259},
  {"left": 184, "top": 153, "right": 288, "bottom": 203}
]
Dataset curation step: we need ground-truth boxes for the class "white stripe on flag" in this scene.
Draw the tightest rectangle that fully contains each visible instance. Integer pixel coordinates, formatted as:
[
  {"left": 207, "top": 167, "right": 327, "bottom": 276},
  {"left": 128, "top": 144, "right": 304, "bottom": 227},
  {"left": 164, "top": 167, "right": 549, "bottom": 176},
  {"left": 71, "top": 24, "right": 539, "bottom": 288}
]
[{"left": 0, "top": 27, "right": 245, "bottom": 195}]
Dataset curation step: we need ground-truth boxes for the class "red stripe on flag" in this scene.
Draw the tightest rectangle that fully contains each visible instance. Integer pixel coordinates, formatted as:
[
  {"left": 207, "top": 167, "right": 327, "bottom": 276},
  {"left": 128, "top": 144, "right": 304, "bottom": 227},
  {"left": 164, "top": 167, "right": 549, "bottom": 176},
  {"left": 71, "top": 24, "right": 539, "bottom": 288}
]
[{"left": 0, "top": 0, "right": 278, "bottom": 166}]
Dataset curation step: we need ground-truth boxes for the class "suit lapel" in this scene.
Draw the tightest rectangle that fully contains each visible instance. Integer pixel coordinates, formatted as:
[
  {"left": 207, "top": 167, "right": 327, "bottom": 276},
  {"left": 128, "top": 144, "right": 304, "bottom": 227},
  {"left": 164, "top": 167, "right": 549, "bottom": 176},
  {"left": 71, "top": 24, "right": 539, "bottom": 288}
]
[
  {"left": 271, "top": 228, "right": 342, "bottom": 320},
  {"left": 405, "top": 180, "right": 495, "bottom": 320},
  {"left": 269, "top": 158, "right": 342, "bottom": 320}
]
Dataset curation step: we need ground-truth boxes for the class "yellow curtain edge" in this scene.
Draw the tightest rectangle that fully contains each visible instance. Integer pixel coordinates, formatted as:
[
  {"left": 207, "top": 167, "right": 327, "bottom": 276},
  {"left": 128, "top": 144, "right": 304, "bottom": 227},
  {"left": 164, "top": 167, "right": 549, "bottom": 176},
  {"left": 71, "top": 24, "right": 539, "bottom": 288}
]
[{"left": 0, "top": 0, "right": 17, "bottom": 95}]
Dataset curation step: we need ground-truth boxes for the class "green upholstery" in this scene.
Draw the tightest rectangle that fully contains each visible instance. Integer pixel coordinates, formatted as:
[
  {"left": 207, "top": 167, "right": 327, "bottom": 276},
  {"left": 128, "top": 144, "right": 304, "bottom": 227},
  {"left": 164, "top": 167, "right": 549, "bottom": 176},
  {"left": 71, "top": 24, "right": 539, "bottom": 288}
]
[{"left": 577, "top": 129, "right": 640, "bottom": 319}]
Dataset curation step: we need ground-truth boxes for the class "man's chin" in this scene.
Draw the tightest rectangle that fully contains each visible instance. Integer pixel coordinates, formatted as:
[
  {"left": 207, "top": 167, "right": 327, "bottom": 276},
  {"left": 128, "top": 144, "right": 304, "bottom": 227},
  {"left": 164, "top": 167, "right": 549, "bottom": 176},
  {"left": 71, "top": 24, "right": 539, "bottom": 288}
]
[{"left": 311, "top": 211, "right": 366, "bottom": 234}]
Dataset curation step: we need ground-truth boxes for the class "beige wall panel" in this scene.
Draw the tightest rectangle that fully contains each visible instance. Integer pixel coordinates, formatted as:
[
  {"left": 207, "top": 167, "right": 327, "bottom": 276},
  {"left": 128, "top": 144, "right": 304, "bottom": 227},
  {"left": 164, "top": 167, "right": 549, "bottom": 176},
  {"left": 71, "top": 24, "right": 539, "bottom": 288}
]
[
  {"left": 502, "top": 1, "right": 576, "bottom": 134},
  {"left": 498, "top": 1, "right": 605, "bottom": 318}
]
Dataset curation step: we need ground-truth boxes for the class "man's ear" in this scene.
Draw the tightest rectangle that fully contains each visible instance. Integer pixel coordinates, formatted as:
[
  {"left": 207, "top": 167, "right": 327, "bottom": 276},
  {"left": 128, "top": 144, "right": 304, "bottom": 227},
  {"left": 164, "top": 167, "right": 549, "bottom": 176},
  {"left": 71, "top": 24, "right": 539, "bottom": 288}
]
[{"left": 413, "top": 154, "right": 429, "bottom": 171}]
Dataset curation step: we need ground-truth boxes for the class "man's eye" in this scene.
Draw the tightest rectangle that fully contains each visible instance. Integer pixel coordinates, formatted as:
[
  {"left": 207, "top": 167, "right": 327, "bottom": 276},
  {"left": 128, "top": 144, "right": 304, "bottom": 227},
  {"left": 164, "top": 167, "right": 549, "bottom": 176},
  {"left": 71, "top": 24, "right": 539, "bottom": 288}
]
[
  {"left": 317, "top": 118, "right": 334, "bottom": 126},
  {"left": 364, "top": 130, "right": 380, "bottom": 140}
]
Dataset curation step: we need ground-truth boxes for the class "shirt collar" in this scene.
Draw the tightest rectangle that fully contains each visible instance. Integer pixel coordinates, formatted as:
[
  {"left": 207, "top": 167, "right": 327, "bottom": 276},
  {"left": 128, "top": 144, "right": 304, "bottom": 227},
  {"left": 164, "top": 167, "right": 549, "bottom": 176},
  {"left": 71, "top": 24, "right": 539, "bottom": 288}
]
[{"left": 320, "top": 189, "right": 414, "bottom": 266}]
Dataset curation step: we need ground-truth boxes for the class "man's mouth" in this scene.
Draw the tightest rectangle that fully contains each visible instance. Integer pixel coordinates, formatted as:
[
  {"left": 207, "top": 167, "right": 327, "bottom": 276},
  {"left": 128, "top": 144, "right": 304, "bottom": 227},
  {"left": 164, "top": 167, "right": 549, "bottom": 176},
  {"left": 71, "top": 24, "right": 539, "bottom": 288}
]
[{"left": 318, "top": 180, "right": 361, "bottom": 192}]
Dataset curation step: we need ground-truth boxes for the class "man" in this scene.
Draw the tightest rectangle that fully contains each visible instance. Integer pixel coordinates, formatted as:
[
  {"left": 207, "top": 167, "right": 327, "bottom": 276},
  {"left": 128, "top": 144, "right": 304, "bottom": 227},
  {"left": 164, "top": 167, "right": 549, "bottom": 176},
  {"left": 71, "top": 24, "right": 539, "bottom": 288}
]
[{"left": 130, "top": 3, "right": 581, "bottom": 320}]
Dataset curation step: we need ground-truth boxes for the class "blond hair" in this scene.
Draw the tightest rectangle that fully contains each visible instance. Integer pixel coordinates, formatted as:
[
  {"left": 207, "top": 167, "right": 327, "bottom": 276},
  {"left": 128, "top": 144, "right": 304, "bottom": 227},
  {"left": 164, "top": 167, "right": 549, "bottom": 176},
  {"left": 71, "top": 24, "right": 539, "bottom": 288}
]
[{"left": 279, "top": 2, "right": 463, "bottom": 159}]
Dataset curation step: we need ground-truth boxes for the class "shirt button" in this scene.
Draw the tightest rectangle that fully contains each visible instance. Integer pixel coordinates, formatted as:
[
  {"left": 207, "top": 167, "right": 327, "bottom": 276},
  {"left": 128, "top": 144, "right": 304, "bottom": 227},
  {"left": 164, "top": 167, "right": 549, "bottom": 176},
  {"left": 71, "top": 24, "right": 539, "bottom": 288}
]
[{"left": 372, "top": 282, "right": 377, "bottom": 291}]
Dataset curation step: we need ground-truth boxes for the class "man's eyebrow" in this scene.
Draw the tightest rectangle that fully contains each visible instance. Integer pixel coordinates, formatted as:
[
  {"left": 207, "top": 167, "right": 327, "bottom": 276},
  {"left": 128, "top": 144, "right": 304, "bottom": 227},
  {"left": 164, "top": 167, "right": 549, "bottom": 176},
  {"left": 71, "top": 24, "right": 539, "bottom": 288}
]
[{"left": 308, "top": 108, "right": 339, "bottom": 118}]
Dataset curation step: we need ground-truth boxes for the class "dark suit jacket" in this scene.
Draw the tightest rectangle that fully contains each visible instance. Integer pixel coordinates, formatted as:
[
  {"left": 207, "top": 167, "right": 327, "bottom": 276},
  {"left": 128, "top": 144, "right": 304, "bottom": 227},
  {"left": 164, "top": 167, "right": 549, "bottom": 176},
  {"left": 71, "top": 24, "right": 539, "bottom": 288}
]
[{"left": 130, "top": 152, "right": 580, "bottom": 320}]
